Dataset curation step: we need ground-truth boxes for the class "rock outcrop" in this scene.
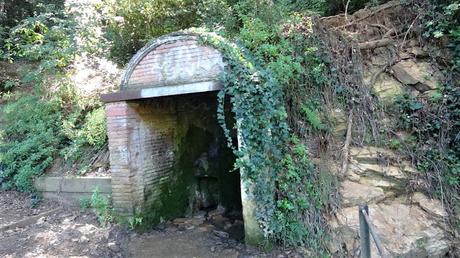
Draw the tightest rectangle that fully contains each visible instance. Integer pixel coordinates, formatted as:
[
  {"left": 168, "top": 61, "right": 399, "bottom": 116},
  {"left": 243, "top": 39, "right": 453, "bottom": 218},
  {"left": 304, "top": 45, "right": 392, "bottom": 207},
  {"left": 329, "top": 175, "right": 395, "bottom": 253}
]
[
  {"left": 329, "top": 147, "right": 451, "bottom": 257},
  {"left": 391, "top": 60, "right": 443, "bottom": 92}
]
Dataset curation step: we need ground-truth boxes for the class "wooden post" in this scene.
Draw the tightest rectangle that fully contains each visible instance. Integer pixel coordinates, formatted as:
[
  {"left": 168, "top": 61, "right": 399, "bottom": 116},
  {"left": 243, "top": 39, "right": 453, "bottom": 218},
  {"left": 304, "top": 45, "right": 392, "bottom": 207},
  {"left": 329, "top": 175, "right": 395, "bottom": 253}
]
[{"left": 359, "top": 204, "right": 371, "bottom": 258}]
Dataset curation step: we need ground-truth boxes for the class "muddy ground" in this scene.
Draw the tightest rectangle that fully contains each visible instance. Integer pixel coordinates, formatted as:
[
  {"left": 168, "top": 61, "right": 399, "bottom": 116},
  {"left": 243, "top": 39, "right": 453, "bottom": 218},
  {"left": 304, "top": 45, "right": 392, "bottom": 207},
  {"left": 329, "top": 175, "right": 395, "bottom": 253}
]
[{"left": 0, "top": 191, "right": 302, "bottom": 258}]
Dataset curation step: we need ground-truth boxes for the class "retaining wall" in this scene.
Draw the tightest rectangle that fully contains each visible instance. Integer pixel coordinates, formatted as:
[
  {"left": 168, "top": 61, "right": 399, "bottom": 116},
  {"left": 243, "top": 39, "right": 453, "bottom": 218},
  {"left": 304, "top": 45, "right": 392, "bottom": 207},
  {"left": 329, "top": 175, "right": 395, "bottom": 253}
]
[{"left": 34, "top": 176, "right": 111, "bottom": 205}]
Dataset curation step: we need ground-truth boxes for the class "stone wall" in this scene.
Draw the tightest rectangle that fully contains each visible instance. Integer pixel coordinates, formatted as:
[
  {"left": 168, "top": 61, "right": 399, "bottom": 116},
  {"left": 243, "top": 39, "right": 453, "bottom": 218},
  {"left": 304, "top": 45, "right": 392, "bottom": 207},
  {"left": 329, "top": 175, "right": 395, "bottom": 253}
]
[
  {"left": 329, "top": 147, "right": 450, "bottom": 257},
  {"left": 34, "top": 176, "right": 111, "bottom": 205}
]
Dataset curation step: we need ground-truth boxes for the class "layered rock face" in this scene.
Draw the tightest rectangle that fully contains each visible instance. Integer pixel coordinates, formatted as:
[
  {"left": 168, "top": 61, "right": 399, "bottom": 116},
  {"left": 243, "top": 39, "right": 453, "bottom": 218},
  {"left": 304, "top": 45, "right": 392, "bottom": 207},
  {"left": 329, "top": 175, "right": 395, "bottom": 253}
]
[
  {"left": 323, "top": 6, "right": 456, "bottom": 253},
  {"left": 329, "top": 43, "right": 452, "bottom": 256},
  {"left": 363, "top": 40, "right": 447, "bottom": 104},
  {"left": 329, "top": 147, "right": 451, "bottom": 257}
]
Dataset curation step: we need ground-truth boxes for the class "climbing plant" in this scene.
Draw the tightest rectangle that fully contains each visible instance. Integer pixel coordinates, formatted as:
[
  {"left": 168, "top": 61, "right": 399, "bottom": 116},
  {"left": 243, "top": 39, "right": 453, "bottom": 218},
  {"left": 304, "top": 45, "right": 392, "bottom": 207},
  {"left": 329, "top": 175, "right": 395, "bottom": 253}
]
[
  {"left": 197, "top": 30, "right": 331, "bottom": 251},
  {"left": 382, "top": 0, "right": 460, "bottom": 231}
]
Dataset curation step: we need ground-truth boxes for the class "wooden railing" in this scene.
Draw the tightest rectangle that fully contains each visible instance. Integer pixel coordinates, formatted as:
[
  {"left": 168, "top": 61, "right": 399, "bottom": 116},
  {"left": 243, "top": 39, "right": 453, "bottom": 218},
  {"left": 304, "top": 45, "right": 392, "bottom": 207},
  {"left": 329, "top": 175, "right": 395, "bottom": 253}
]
[{"left": 359, "top": 204, "right": 390, "bottom": 258}]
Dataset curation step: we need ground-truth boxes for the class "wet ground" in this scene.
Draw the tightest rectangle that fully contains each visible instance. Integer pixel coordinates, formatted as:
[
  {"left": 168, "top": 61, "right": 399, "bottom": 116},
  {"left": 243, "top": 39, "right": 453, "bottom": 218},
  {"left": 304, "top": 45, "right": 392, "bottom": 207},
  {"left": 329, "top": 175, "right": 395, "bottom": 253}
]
[{"left": 0, "top": 191, "right": 303, "bottom": 258}]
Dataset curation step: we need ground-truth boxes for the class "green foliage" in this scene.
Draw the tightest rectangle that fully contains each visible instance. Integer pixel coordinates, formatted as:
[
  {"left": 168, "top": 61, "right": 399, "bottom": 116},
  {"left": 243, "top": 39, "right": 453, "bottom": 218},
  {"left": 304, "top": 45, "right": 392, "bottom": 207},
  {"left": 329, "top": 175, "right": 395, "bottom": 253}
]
[
  {"left": 301, "top": 105, "right": 324, "bottom": 131},
  {"left": 281, "top": 0, "right": 328, "bottom": 14},
  {"left": 422, "top": 1, "right": 460, "bottom": 71},
  {"left": 196, "top": 0, "right": 235, "bottom": 32},
  {"left": 0, "top": 1, "right": 65, "bottom": 28},
  {"left": 0, "top": 1, "right": 109, "bottom": 189},
  {"left": 81, "top": 107, "right": 107, "bottom": 147},
  {"left": 103, "top": 0, "right": 382, "bottom": 65},
  {"left": 424, "top": 2, "right": 459, "bottom": 39},
  {"left": 59, "top": 94, "right": 107, "bottom": 172},
  {"left": 2, "top": 5, "right": 76, "bottom": 70},
  {"left": 324, "top": 0, "right": 387, "bottom": 15},
  {"left": 389, "top": 138, "right": 402, "bottom": 150},
  {"left": 62, "top": 105, "right": 107, "bottom": 148},
  {"left": 275, "top": 138, "right": 329, "bottom": 248},
  {"left": 0, "top": 85, "right": 105, "bottom": 191},
  {"left": 0, "top": 95, "right": 62, "bottom": 192},
  {"left": 193, "top": 1, "right": 336, "bottom": 251},
  {"left": 90, "top": 187, "right": 113, "bottom": 227},
  {"left": 200, "top": 25, "right": 332, "bottom": 252},
  {"left": 201, "top": 30, "right": 290, "bottom": 243},
  {"left": 80, "top": 197, "right": 92, "bottom": 209},
  {"left": 105, "top": 0, "right": 202, "bottom": 64},
  {"left": 128, "top": 214, "right": 144, "bottom": 230},
  {"left": 394, "top": 81, "right": 460, "bottom": 227},
  {"left": 0, "top": 79, "right": 17, "bottom": 92},
  {"left": 0, "top": 25, "right": 6, "bottom": 57}
]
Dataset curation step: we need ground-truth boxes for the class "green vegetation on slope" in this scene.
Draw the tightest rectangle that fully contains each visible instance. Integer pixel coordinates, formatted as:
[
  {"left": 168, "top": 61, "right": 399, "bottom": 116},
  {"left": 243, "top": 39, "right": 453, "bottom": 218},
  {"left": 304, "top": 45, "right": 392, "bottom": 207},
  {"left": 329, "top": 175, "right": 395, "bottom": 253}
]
[
  {"left": 0, "top": 2, "right": 107, "bottom": 192},
  {"left": 391, "top": 0, "right": 460, "bottom": 229},
  {"left": 0, "top": 0, "right": 458, "bottom": 254}
]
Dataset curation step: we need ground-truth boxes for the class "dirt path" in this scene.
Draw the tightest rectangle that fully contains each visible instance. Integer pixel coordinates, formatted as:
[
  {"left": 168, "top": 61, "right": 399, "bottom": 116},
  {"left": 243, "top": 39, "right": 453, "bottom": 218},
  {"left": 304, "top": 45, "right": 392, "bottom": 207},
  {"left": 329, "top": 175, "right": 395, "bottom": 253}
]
[
  {"left": 0, "top": 191, "right": 300, "bottom": 258},
  {"left": 0, "top": 191, "right": 128, "bottom": 258},
  {"left": 129, "top": 229, "right": 245, "bottom": 258},
  {"left": 126, "top": 220, "right": 287, "bottom": 258}
]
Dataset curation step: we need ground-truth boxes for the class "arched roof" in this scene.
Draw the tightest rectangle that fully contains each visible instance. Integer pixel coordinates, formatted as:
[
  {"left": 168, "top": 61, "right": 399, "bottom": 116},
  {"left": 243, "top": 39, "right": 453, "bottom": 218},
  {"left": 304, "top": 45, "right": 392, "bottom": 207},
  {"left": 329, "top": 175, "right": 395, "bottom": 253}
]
[{"left": 102, "top": 32, "right": 225, "bottom": 102}]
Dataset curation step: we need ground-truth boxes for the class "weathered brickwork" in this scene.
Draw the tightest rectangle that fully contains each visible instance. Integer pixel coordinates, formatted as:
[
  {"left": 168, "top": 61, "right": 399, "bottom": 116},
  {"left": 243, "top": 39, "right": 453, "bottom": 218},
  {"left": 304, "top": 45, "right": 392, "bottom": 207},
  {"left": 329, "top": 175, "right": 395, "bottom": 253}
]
[
  {"left": 106, "top": 102, "right": 136, "bottom": 215},
  {"left": 106, "top": 95, "right": 227, "bottom": 216},
  {"left": 128, "top": 39, "right": 224, "bottom": 89},
  {"left": 104, "top": 32, "right": 265, "bottom": 244},
  {"left": 106, "top": 100, "right": 176, "bottom": 215}
]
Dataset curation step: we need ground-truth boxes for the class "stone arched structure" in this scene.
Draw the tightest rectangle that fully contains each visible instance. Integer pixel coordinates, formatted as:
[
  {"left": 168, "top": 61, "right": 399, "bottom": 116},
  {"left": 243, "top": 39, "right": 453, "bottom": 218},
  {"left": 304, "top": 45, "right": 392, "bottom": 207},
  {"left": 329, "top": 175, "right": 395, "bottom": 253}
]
[{"left": 101, "top": 32, "right": 262, "bottom": 244}]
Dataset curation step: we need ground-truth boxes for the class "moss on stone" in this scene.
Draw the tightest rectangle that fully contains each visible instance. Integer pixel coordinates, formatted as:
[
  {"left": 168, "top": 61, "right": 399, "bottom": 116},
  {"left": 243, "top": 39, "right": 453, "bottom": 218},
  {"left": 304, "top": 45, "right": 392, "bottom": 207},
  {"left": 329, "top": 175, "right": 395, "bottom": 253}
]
[{"left": 137, "top": 94, "right": 240, "bottom": 229}]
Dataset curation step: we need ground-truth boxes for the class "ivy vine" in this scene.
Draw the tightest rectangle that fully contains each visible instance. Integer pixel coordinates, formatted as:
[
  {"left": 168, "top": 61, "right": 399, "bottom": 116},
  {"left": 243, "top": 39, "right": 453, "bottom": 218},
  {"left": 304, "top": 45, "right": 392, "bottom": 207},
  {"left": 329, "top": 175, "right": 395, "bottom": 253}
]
[{"left": 198, "top": 31, "right": 328, "bottom": 250}]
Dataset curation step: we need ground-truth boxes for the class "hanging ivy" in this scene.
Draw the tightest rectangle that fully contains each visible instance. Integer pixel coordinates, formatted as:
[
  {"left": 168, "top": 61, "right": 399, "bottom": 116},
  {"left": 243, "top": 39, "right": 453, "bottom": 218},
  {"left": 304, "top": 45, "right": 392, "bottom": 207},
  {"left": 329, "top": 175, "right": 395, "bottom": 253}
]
[{"left": 197, "top": 30, "right": 329, "bottom": 251}]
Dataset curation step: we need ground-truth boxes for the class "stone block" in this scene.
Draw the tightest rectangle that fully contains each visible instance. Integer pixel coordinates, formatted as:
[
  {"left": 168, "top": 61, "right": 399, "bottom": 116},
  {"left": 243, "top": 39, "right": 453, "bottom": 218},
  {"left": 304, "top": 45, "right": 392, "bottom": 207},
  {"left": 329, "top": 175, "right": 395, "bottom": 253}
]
[
  {"left": 340, "top": 180, "right": 385, "bottom": 207},
  {"left": 391, "top": 60, "right": 443, "bottom": 92},
  {"left": 34, "top": 176, "right": 111, "bottom": 205},
  {"left": 330, "top": 202, "right": 450, "bottom": 257}
]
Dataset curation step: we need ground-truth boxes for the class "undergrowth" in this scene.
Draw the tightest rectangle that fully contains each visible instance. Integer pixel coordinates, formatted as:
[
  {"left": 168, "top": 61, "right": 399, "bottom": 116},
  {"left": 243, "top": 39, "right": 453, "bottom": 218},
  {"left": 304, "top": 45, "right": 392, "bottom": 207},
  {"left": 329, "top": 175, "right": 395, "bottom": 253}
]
[
  {"left": 81, "top": 187, "right": 113, "bottom": 227},
  {"left": 0, "top": 95, "right": 62, "bottom": 191},
  {"left": 197, "top": 5, "right": 340, "bottom": 250},
  {"left": 389, "top": 0, "right": 460, "bottom": 231},
  {"left": 0, "top": 3, "right": 108, "bottom": 192}
]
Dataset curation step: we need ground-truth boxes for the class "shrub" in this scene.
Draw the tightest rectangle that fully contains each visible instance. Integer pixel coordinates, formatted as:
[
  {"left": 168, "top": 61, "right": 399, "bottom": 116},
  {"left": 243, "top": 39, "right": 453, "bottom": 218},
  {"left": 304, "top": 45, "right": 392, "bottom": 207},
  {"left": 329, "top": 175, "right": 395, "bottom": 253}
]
[
  {"left": 60, "top": 103, "right": 107, "bottom": 167},
  {"left": 394, "top": 81, "right": 460, "bottom": 228},
  {"left": 105, "top": 0, "right": 202, "bottom": 64},
  {"left": 81, "top": 107, "right": 107, "bottom": 147},
  {"left": 0, "top": 2, "right": 108, "bottom": 188},
  {"left": 0, "top": 95, "right": 63, "bottom": 192},
  {"left": 0, "top": 1, "right": 65, "bottom": 28},
  {"left": 422, "top": 1, "right": 460, "bottom": 71},
  {"left": 2, "top": 5, "right": 76, "bottom": 69},
  {"left": 90, "top": 187, "right": 113, "bottom": 227}
]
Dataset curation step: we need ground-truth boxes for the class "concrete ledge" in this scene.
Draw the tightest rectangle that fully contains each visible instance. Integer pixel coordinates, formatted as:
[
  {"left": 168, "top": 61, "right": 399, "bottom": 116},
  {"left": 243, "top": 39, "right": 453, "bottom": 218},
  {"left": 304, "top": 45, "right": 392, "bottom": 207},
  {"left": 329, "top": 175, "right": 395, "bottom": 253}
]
[
  {"left": 34, "top": 176, "right": 111, "bottom": 204},
  {"left": 101, "top": 81, "right": 222, "bottom": 102}
]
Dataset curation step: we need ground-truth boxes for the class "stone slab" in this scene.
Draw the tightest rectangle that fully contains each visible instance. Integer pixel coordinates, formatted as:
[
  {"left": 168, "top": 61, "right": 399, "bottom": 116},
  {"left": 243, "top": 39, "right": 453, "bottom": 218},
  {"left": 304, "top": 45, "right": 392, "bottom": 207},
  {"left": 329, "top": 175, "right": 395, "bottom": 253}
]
[
  {"left": 101, "top": 81, "right": 222, "bottom": 102},
  {"left": 35, "top": 176, "right": 111, "bottom": 193},
  {"left": 34, "top": 176, "right": 111, "bottom": 205}
]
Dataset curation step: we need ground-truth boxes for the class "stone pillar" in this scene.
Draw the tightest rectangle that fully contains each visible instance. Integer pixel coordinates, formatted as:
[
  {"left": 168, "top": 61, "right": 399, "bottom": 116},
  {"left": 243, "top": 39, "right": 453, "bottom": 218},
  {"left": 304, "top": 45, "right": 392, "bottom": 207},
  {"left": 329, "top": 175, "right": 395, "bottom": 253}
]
[
  {"left": 106, "top": 101, "right": 139, "bottom": 216},
  {"left": 237, "top": 121, "right": 265, "bottom": 245},
  {"left": 240, "top": 179, "right": 265, "bottom": 245},
  {"left": 106, "top": 100, "right": 177, "bottom": 217}
]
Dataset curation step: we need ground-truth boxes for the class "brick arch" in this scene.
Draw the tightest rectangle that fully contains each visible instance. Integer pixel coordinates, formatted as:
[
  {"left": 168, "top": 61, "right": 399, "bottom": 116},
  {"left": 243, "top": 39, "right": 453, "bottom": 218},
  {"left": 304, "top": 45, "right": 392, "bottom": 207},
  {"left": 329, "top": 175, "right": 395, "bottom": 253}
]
[
  {"left": 121, "top": 32, "right": 225, "bottom": 91},
  {"left": 101, "top": 32, "right": 264, "bottom": 245}
]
